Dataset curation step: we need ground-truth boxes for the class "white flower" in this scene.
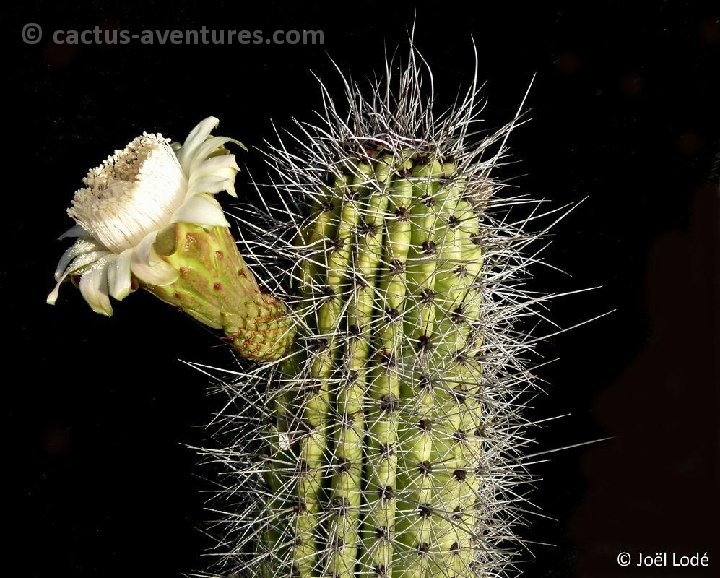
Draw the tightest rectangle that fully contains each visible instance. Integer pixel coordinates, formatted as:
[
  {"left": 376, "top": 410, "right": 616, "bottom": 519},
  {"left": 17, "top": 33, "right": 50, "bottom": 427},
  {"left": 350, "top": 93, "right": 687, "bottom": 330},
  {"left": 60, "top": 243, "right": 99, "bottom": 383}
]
[{"left": 48, "top": 117, "right": 243, "bottom": 315}]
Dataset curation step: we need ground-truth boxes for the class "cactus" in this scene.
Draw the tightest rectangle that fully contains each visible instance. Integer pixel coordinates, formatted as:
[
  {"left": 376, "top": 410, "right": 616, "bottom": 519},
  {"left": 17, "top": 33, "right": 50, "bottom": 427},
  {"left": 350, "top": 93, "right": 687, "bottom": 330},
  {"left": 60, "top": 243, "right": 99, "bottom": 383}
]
[
  {"left": 46, "top": 37, "right": 547, "bottom": 578},
  {"left": 201, "top": 47, "right": 544, "bottom": 578}
]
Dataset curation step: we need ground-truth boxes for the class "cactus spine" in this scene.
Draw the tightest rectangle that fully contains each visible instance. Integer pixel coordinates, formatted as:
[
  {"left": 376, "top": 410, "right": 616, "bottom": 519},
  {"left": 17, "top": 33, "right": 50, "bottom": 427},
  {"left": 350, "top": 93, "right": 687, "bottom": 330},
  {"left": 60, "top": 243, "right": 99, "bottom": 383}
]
[{"left": 202, "top": 48, "right": 541, "bottom": 578}]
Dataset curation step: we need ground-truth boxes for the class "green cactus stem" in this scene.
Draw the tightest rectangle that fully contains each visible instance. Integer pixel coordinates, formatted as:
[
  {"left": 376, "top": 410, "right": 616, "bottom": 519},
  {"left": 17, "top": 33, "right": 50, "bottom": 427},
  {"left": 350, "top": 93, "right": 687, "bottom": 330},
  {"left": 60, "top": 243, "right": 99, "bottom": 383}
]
[
  {"left": 247, "top": 146, "right": 501, "bottom": 578},
  {"left": 205, "top": 47, "right": 541, "bottom": 578}
]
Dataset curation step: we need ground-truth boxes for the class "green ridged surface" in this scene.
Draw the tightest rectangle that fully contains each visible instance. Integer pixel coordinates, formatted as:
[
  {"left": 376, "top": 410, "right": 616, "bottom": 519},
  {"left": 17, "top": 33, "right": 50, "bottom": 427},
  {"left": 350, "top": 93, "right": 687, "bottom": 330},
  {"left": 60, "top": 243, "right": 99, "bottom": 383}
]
[{"left": 267, "top": 150, "right": 488, "bottom": 578}]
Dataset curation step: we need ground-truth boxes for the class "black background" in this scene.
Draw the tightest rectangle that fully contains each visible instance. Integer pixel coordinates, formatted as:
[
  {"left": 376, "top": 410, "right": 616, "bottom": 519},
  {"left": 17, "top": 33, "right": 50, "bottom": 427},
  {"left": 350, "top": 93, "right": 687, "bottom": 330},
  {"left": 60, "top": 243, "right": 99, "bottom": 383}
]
[{"left": 4, "top": 1, "right": 718, "bottom": 577}]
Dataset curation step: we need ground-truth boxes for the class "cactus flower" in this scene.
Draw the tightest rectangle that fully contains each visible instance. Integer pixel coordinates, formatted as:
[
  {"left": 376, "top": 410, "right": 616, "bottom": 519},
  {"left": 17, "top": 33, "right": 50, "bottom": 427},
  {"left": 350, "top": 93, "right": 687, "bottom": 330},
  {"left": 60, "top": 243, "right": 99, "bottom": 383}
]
[{"left": 48, "top": 117, "right": 295, "bottom": 361}]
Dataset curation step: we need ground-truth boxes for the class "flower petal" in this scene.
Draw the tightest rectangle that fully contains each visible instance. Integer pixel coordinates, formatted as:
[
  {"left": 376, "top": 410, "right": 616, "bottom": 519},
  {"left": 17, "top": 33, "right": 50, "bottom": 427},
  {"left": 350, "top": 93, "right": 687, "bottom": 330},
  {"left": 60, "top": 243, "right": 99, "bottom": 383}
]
[
  {"left": 171, "top": 194, "right": 229, "bottom": 227},
  {"left": 188, "top": 155, "right": 239, "bottom": 197},
  {"left": 78, "top": 259, "right": 113, "bottom": 316},
  {"left": 47, "top": 284, "right": 62, "bottom": 306},
  {"left": 107, "top": 248, "right": 133, "bottom": 300},
  {"left": 130, "top": 233, "right": 179, "bottom": 286},
  {"left": 189, "top": 136, "right": 245, "bottom": 176},
  {"left": 53, "top": 238, "right": 104, "bottom": 282},
  {"left": 176, "top": 117, "right": 220, "bottom": 173},
  {"left": 48, "top": 241, "right": 111, "bottom": 306},
  {"left": 187, "top": 175, "right": 236, "bottom": 197},
  {"left": 193, "top": 154, "right": 240, "bottom": 177},
  {"left": 58, "top": 224, "right": 93, "bottom": 241}
]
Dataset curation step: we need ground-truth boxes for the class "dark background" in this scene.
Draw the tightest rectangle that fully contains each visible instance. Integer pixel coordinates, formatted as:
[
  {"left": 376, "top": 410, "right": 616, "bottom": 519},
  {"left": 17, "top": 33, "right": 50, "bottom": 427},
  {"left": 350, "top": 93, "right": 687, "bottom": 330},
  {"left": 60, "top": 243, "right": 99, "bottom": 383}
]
[{"left": 4, "top": 1, "right": 718, "bottom": 576}]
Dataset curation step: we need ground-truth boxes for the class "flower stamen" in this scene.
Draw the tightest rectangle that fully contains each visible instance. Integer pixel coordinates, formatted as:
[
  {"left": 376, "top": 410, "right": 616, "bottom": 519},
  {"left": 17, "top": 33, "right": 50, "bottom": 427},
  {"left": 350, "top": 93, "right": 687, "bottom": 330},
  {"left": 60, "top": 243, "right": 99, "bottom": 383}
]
[{"left": 68, "top": 133, "right": 186, "bottom": 253}]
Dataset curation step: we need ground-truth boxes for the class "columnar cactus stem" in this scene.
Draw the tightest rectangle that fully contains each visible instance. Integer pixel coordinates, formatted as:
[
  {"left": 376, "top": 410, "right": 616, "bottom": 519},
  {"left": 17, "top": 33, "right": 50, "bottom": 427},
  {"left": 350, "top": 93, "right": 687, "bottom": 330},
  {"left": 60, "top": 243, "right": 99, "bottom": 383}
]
[
  {"left": 262, "top": 151, "right": 495, "bottom": 578},
  {"left": 198, "top": 46, "right": 545, "bottom": 578}
]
